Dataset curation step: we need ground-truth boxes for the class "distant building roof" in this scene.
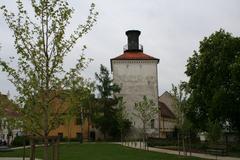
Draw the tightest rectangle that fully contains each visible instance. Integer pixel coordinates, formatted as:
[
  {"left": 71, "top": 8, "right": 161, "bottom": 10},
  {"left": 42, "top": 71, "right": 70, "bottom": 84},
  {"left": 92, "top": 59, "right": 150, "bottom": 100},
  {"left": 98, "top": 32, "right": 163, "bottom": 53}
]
[
  {"left": 4, "top": 107, "right": 20, "bottom": 117},
  {"left": 111, "top": 52, "right": 159, "bottom": 62},
  {"left": 159, "top": 91, "right": 172, "bottom": 98},
  {"left": 159, "top": 101, "right": 176, "bottom": 119},
  {"left": 0, "top": 93, "right": 20, "bottom": 118}
]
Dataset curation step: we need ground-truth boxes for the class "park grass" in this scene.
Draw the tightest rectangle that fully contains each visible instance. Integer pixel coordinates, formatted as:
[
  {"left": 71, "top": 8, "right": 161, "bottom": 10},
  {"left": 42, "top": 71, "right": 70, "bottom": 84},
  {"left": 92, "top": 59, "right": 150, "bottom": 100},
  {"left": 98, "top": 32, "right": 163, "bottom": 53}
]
[{"left": 0, "top": 143, "right": 206, "bottom": 160}]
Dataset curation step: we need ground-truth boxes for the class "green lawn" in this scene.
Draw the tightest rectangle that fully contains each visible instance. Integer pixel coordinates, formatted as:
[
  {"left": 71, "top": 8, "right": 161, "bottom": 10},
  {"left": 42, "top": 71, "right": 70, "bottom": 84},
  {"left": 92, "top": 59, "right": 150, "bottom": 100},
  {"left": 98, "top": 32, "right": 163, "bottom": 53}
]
[{"left": 0, "top": 143, "right": 206, "bottom": 160}]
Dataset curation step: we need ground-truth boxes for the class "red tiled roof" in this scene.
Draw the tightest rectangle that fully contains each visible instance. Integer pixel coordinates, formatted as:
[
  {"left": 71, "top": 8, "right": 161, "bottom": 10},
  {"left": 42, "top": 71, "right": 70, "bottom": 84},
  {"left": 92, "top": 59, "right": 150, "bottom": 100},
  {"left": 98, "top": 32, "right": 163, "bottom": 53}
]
[
  {"left": 159, "top": 101, "right": 176, "bottom": 119},
  {"left": 0, "top": 93, "right": 20, "bottom": 118},
  {"left": 111, "top": 52, "right": 159, "bottom": 62},
  {"left": 4, "top": 107, "right": 20, "bottom": 117}
]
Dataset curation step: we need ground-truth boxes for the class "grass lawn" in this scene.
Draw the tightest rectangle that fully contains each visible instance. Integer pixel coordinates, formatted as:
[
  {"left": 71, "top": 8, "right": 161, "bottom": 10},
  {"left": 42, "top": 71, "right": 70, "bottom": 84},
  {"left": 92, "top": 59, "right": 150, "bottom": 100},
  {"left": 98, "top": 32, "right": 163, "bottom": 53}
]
[{"left": 0, "top": 143, "right": 206, "bottom": 160}]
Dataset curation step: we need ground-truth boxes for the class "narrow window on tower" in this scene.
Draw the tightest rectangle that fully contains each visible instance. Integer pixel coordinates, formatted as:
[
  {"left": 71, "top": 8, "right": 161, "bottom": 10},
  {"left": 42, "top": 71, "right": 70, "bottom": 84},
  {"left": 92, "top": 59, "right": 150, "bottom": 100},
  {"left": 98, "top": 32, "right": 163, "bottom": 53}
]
[{"left": 148, "top": 81, "right": 150, "bottom": 85}]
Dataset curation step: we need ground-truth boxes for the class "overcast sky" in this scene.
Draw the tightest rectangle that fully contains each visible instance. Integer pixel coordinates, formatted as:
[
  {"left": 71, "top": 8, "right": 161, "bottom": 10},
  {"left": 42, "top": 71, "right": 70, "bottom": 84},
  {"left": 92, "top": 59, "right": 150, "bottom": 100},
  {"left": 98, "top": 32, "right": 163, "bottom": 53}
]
[{"left": 0, "top": 0, "right": 240, "bottom": 98}]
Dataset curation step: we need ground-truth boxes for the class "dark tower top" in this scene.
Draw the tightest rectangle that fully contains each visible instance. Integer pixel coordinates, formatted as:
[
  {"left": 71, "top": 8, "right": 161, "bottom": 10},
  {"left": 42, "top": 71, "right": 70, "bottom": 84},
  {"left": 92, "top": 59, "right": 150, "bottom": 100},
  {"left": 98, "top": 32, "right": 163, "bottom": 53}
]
[{"left": 125, "top": 30, "right": 143, "bottom": 52}]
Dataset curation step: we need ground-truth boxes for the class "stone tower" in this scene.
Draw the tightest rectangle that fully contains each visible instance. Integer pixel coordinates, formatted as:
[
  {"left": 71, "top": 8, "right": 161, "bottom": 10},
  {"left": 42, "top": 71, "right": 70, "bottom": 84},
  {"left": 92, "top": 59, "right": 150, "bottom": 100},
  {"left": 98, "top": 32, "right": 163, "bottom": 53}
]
[{"left": 110, "top": 30, "right": 160, "bottom": 137}]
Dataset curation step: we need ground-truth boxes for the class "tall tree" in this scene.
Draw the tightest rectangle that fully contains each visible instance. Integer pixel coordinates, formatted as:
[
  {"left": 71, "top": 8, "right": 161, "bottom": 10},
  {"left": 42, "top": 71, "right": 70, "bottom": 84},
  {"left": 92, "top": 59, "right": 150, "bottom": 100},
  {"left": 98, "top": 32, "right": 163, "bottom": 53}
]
[
  {"left": 94, "top": 64, "right": 121, "bottom": 139},
  {"left": 65, "top": 69, "right": 95, "bottom": 142},
  {"left": 185, "top": 29, "right": 240, "bottom": 134},
  {"left": 133, "top": 96, "right": 159, "bottom": 149},
  {"left": 0, "top": 1, "right": 97, "bottom": 159}
]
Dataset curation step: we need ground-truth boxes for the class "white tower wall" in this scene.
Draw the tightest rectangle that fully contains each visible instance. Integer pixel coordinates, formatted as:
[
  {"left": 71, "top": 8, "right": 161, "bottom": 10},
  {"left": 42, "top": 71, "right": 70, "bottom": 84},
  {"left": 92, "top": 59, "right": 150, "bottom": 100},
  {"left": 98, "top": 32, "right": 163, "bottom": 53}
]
[{"left": 112, "top": 59, "right": 159, "bottom": 136}]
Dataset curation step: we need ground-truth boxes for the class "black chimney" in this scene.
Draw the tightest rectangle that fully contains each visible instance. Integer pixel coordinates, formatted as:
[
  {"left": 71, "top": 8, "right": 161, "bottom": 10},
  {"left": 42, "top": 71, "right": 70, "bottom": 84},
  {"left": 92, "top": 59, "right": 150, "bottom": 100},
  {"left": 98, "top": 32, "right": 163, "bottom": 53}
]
[{"left": 125, "top": 30, "right": 142, "bottom": 52}]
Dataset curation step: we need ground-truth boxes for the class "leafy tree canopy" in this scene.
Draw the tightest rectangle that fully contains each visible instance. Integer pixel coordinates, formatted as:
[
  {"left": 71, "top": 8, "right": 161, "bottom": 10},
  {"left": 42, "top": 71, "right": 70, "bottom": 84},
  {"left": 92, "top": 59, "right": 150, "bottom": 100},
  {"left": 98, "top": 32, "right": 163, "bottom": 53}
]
[
  {"left": 185, "top": 29, "right": 240, "bottom": 132},
  {"left": 0, "top": 1, "right": 97, "bottom": 159},
  {"left": 94, "top": 64, "right": 129, "bottom": 139}
]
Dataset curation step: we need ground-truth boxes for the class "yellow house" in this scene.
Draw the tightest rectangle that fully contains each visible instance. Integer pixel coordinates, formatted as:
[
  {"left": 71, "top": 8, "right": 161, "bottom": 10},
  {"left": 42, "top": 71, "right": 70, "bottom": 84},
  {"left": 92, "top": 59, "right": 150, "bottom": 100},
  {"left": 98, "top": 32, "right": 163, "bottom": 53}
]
[
  {"left": 48, "top": 94, "right": 97, "bottom": 141},
  {"left": 49, "top": 117, "right": 93, "bottom": 141}
]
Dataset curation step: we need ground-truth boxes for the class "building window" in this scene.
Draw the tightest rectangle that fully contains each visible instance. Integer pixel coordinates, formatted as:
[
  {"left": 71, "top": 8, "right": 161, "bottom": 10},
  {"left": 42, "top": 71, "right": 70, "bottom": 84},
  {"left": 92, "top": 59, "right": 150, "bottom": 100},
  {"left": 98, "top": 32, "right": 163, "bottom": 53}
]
[
  {"left": 76, "top": 117, "right": 82, "bottom": 125},
  {"left": 58, "top": 133, "right": 63, "bottom": 140},
  {"left": 150, "top": 119, "right": 155, "bottom": 129}
]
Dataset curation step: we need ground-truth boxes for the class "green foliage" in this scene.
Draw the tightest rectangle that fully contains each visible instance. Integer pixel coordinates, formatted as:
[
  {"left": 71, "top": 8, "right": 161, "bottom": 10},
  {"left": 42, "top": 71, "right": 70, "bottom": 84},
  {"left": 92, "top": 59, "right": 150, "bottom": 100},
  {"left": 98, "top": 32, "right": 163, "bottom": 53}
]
[
  {"left": 0, "top": 1, "right": 97, "bottom": 159},
  {"left": 95, "top": 64, "right": 120, "bottom": 98},
  {"left": 116, "top": 98, "right": 131, "bottom": 140},
  {"left": 133, "top": 96, "right": 158, "bottom": 141},
  {"left": 185, "top": 29, "right": 240, "bottom": 132},
  {"left": 207, "top": 120, "right": 222, "bottom": 144},
  {"left": 94, "top": 64, "right": 128, "bottom": 139},
  {"left": 171, "top": 83, "right": 189, "bottom": 131},
  {"left": 134, "top": 96, "right": 158, "bottom": 126},
  {"left": 11, "top": 136, "right": 30, "bottom": 147},
  {"left": 95, "top": 65, "right": 131, "bottom": 139},
  {"left": 0, "top": 0, "right": 97, "bottom": 135},
  {"left": 147, "top": 138, "right": 178, "bottom": 147}
]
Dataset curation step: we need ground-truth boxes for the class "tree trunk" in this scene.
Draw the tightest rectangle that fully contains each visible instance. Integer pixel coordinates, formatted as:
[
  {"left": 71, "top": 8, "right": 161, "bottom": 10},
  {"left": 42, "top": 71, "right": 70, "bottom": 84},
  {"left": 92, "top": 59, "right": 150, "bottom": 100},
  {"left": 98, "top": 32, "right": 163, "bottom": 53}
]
[
  {"left": 182, "top": 133, "right": 186, "bottom": 156},
  {"left": 81, "top": 123, "right": 83, "bottom": 143},
  {"left": 178, "top": 133, "right": 180, "bottom": 155},
  {"left": 87, "top": 116, "right": 90, "bottom": 141},
  {"left": 30, "top": 138, "right": 35, "bottom": 160},
  {"left": 68, "top": 121, "right": 71, "bottom": 143},
  {"left": 143, "top": 123, "right": 146, "bottom": 150},
  {"left": 189, "top": 132, "right": 192, "bottom": 156},
  {"left": 44, "top": 136, "right": 49, "bottom": 160},
  {"left": 120, "top": 128, "right": 123, "bottom": 145},
  {"left": 23, "top": 136, "right": 26, "bottom": 160},
  {"left": 225, "top": 133, "right": 229, "bottom": 153}
]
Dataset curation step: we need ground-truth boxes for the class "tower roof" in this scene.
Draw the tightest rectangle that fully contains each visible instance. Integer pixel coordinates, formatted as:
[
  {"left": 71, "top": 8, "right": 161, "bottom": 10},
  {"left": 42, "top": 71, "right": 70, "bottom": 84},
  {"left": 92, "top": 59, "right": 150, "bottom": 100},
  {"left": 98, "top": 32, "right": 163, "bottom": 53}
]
[
  {"left": 111, "top": 51, "right": 159, "bottom": 62},
  {"left": 110, "top": 30, "right": 159, "bottom": 71}
]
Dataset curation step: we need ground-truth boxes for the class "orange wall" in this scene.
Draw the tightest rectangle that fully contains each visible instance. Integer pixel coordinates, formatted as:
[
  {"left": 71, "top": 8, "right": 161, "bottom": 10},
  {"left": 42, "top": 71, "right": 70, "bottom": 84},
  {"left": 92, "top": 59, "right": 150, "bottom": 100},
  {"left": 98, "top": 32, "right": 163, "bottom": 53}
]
[
  {"left": 49, "top": 95, "right": 91, "bottom": 140},
  {"left": 49, "top": 117, "right": 90, "bottom": 139}
]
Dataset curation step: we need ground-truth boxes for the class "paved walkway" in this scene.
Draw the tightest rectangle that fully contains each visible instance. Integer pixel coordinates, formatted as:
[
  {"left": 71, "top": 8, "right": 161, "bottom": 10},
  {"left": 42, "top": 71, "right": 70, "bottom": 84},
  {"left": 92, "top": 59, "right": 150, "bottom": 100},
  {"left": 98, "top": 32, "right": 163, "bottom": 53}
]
[{"left": 121, "top": 142, "right": 240, "bottom": 160}]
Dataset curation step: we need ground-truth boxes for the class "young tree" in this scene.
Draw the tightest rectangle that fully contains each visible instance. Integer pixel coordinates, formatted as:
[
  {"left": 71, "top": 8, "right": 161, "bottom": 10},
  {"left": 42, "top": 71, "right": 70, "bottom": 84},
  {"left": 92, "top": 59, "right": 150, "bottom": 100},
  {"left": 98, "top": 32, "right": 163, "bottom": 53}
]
[
  {"left": 185, "top": 29, "right": 240, "bottom": 134},
  {"left": 171, "top": 83, "right": 190, "bottom": 156},
  {"left": 133, "top": 96, "right": 159, "bottom": 149},
  {"left": 0, "top": 1, "right": 97, "bottom": 159},
  {"left": 94, "top": 64, "right": 121, "bottom": 139}
]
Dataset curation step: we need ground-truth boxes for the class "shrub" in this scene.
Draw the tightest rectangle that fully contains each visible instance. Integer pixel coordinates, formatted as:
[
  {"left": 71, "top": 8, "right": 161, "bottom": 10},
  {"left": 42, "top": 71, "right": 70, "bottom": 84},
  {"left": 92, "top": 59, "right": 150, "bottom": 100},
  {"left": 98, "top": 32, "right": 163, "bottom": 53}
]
[
  {"left": 11, "top": 136, "right": 30, "bottom": 147},
  {"left": 147, "top": 138, "right": 177, "bottom": 147}
]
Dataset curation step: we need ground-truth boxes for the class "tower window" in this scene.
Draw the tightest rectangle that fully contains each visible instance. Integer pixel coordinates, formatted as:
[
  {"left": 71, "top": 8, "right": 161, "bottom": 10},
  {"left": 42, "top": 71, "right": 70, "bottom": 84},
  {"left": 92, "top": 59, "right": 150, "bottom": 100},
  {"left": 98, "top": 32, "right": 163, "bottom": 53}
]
[{"left": 148, "top": 81, "right": 151, "bottom": 85}]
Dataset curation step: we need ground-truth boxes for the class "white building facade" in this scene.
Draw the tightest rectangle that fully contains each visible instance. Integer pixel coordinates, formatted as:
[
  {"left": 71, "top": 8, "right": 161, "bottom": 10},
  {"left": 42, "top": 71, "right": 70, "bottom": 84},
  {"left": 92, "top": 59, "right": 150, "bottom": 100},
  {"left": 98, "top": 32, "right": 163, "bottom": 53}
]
[{"left": 111, "top": 30, "right": 160, "bottom": 137}]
